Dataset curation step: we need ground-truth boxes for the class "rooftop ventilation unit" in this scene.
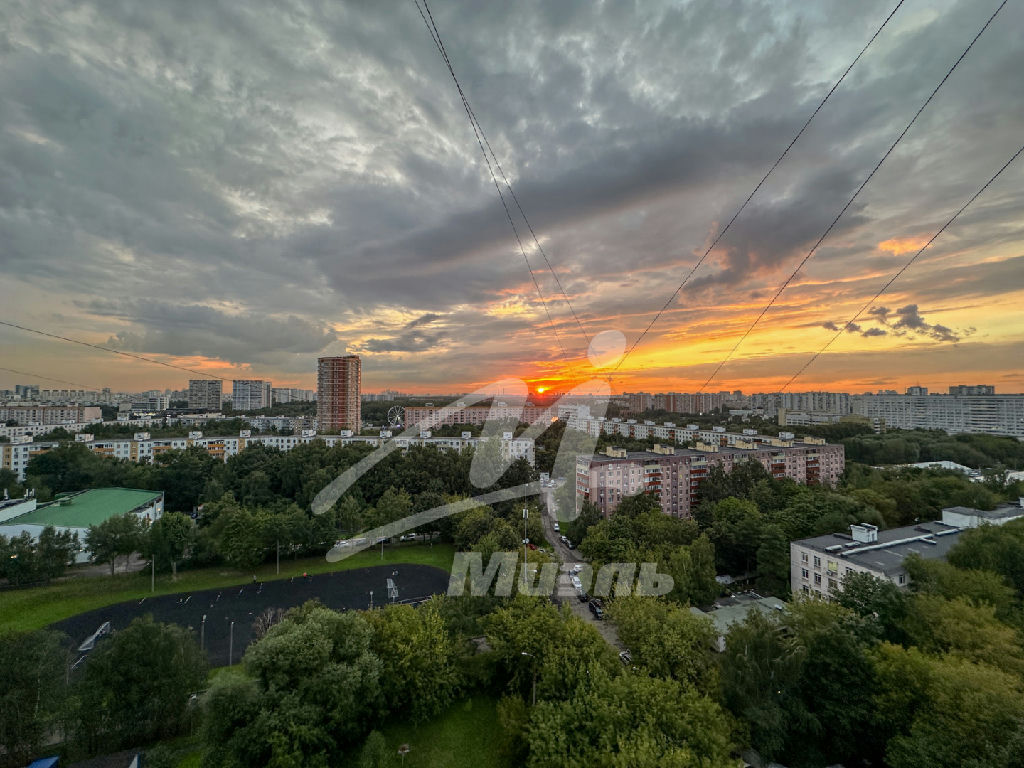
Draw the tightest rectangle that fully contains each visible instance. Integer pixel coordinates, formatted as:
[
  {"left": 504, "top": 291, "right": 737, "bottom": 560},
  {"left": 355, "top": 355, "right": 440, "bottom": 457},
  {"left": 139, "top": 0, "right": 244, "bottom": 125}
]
[{"left": 850, "top": 523, "right": 879, "bottom": 544}]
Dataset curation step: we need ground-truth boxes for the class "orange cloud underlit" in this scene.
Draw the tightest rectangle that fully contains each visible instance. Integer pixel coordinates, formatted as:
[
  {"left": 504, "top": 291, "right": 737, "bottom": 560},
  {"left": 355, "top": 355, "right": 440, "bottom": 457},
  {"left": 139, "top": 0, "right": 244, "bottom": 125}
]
[{"left": 878, "top": 235, "right": 931, "bottom": 256}]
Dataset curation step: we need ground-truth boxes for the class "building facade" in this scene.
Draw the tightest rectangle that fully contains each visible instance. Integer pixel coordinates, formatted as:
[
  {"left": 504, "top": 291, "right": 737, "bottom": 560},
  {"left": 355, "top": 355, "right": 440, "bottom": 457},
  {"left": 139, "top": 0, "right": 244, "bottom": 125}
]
[
  {"left": 405, "top": 402, "right": 547, "bottom": 427},
  {"left": 317, "top": 356, "right": 361, "bottom": 433},
  {"left": 851, "top": 391, "right": 1024, "bottom": 439},
  {"left": 0, "top": 404, "right": 102, "bottom": 426},
  {"left": 188, "top": 379, "right": 223, "bottom": 411},
  {"left": 0, "top": 430, "right": 535, "bottom": 481},
  {"left": 231, "top": 379, "right": 272, "bottom": 411},
  {"left": 790, "top": 501, "right": 1024, "bottom": 599},
  {"left": 576, "top": 436, "right": 844, "bottom": 519}
]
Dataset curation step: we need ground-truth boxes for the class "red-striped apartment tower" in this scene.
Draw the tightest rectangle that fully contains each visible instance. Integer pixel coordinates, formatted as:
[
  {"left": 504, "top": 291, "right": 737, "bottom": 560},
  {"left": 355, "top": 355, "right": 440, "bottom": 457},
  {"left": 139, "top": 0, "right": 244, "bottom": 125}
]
[{"left": 317, "top": 356, "right": 361, "bottom": 433}]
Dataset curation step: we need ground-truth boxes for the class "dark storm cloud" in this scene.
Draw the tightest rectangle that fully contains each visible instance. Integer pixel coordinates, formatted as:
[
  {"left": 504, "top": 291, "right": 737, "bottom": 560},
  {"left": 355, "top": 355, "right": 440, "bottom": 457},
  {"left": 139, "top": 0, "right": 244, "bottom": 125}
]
[
  {"left": 88, "top": 299, "right": 336, "bottom": 364},
  {"left": 1, "top": 0, "right": 1022, "bottom": 388}
]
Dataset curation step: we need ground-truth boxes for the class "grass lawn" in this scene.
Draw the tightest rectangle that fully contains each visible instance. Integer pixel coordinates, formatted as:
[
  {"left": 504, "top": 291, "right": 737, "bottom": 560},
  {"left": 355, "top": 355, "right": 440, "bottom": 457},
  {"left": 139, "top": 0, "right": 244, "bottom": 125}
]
[
  {"left": 378, "top": 696, "right": 502, "bottom": 768},
  {"left": 0, "top": 542, "right": 455, "bottom": 634}
]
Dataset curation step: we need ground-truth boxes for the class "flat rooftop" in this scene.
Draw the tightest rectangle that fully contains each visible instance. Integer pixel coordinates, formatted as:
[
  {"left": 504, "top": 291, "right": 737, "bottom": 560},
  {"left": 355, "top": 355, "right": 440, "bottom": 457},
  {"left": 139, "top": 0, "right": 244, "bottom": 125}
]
[
  {"left": 8, "top": 488, "right": 162, "bottom": 528},
  {"left": 794, "top": 520, "right": 962, "bottom": 576}
]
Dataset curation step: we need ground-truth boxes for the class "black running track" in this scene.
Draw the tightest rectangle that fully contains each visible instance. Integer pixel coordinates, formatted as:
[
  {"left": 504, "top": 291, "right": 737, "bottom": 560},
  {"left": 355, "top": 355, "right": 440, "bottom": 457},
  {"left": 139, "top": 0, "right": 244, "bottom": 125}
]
[{"left": 49, "top": 564, "right": 450, "bottom": 667}]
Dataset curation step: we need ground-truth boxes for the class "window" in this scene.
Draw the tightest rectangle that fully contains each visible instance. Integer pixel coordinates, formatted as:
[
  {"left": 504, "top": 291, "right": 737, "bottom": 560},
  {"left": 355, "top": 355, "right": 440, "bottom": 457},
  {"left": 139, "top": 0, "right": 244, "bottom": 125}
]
[
  {"left": 813, "top": 556, "right": 821, "bottom": 568},
  {"left": 814, "top": 573, "right": 822, "bottom": 585},
  {"left": 828, "top": 578, "right": 837, "bottom": 590},
  {"left": 801, "top": 552, "right": 808, "bottom": 563},
  {"left": 898, "top": 574, "right": 906, "bottom": 585},
  {"left": 801, "top": 568, "right": 809, "bottom": 579}
]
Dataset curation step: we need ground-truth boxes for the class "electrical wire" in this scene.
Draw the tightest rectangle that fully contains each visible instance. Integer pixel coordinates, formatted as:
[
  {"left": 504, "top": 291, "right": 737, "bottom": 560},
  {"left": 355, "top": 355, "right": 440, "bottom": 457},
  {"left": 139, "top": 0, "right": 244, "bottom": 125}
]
[
  {"left": 613, "top": 0, "right": 908, "bottom": 373},
  {"left": 0, "top": 366, "right": 100, "bottom": 390},
  {"left": 696, "top": 0, "right": 1007, "bottom": 393},
  {"left": 0, "top": 320, "right": 226, "bottom": 380},
  {"left": 781, "top": 142, "right": 1024, "bottom": 391},
  {"left": 413, "top": 0, "right": 587, "bottom": 358}
]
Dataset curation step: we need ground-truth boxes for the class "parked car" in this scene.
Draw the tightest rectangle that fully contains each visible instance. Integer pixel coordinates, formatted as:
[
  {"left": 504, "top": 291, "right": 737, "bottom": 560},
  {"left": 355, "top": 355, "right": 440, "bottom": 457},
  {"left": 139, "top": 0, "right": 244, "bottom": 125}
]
[
  {"left": 566, "top": 540, "right": 576, "bottom": 549},
  {"left": 589, "top": 600, "right": 604, "bottom": 620},
  {"left": 577, "top": 590, "right": 589, "bottom": 602},
  {"left": 571, "top": 563, "right": 584, "bottom": 574},
  {"left": 553, "top": 521, "right": 560, "bottom": 532},
  {"left": 619, "top": 650, "right": 632, "bottom": 665}
]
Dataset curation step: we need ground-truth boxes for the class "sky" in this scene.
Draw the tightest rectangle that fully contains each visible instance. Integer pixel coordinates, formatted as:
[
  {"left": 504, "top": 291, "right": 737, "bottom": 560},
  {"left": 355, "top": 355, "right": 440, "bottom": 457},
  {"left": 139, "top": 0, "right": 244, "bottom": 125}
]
[{"left": 1, "top": 0, "right": 1023, "bottom": 396}]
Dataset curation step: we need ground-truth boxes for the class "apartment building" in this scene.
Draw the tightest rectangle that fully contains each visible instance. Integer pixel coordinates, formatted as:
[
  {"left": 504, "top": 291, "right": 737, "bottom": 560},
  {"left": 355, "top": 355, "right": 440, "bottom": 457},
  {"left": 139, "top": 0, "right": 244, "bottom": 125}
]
[
  {"left": 405, "top": 402, "right": 548, "bottom": 427},
  {"left": 0, "top": 430, "right": 535, "bottom": 481},
  {"left": 851, "top": 391, "right": 1024, "bottom": 439},
  {"left": 576, "top": 436, "right": 844, "bottom": 519},
  {"left": 317, "top": 356, "right": 361, "bottom": 433},
  {"left": 791, "top": 500, "right": 1024, "bottom": 599},
  {"left": 232, "top": 379, "right": 273, "bottom": 411},
  {"left": 188, "top": 379, "right": 223, "bottom": 411},
  {"left": 271, "top": 388, "right": 316, "bottom": 404},
  {"left": 0, "top": 404, "right": 102, "bottom": 425}
]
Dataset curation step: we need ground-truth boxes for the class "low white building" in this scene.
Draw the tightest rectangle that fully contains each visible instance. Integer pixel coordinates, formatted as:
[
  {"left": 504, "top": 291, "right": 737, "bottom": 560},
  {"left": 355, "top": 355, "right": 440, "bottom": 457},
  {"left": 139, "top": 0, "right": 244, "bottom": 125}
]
[{"left": 791, "top": 499, "right": 1024, "bottom": 599}]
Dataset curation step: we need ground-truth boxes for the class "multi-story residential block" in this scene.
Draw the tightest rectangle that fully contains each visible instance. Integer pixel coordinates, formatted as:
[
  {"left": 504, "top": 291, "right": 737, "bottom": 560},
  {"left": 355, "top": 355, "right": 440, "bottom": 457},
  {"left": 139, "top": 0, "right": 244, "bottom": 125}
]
[
  {"left": 576, "top": 435, "right": 843, "bottom": 519},
  {"left": 851, "top": 390, "right": 1024, "bottom": 439},
  {"left": 405, "top": 402, "right": 547, "bottom": 427},
  {"left": 232, "top": 379, "right": 273, "bottom": 411},
  {"left": 188, "top": 379, "right": 223, "bottom": 411},
  {"left": 318, "top": 356, "right": 361, "bottom": 433},
  {"left": 271, "top": 388, "right": 316, "bottom": 404},
  {"left": 0, "top": 404, "right": 102, "bottom": 425},
  {"left": 0, "top": 431, "right": 535, "bottom": 481},
  {"left": 790, "top": 500, "right": 1024, "bottom": 598},
  {"left": 948, "top": 384, "right": 995, "bottom": 396}
]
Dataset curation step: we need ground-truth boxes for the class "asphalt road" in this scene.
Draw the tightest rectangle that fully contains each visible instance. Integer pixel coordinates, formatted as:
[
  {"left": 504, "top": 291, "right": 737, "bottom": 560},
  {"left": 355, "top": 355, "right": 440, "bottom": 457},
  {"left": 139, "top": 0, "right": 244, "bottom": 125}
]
[
  {"left": 542, "top": 486, "right": 623, "bottom": 649},
  {"left": 50, "top": 564, "right": 451, "bottom": 668}
]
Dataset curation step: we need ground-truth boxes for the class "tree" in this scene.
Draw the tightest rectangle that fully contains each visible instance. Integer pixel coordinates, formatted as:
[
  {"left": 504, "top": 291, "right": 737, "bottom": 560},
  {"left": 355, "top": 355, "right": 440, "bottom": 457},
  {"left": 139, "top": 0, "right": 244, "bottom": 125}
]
[
  {"left": 526, "top": 670, "right": 737, "bottom": 768},
  {"left": 0, "top": 630, "right": 69, "bottom": 768},
  {"left": 755, "top": 524, "right": 790, "bottom": 596},
  {"left": 608, "top": 597, "right": 718, "bottom": 694},
  {"left": 882, "top": 651, "right": 1024, "bottom": 768},
  {"left": 365, "top": 602, "right": 459, "bottom": 723},
  {"left": 357, "top": 730, "right": 394, "bottom": 768},
  {"left": 563, "top": 499, "right": 601, "bottom": 546},
  {"left": 35, "top": 525, "right": 80, "bottom": 579},
  {"left": 709, "top": 497, "right": 764, "bottom": 575},
  {"left": 73, "top": 616, "right": 207, "bottom": 754},
  {"left": 834, "top": 571, "right": 909, "bottom": 644},
  {"left": 947, "top": 518, "right": 1024, "bottom": 594},
  {"left": 145, "top": 512, "right": 195, "bottom": 579},
  {"left": 206, "top": 602, "right": 384, "bottom": 766},
  {"left": 85, "top": 512, "right": 145, "bottom": 576},
  {"left": 662, "top": 535, "right": 719, "bottom": 606},
  {"left": 904, "top": 554, "right": 1016, "bottom": 620},
  {"left": 901, "top": 594, "right": 1024, "bottom": 675}
]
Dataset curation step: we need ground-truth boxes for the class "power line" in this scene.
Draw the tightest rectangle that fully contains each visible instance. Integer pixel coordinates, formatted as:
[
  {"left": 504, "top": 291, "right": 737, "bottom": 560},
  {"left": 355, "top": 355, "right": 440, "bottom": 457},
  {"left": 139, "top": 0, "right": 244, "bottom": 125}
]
[
  {"left": 781, "top": 142, "right": 1024, "bottom": 391},
  {"left": 0, "top": 366, "right": 100, "bottom": 390},
  {"left": 0, "top": 320, "right": 226, "bottom": 380},
  {"left": 697, "top": 0, "right": 1006, "bottom": 394},
  {"left": 613, "top": 0, "right": 908, "bottom": 373},
  {"left": 412, "top": 0, "right": 587, "bottom": 359}
]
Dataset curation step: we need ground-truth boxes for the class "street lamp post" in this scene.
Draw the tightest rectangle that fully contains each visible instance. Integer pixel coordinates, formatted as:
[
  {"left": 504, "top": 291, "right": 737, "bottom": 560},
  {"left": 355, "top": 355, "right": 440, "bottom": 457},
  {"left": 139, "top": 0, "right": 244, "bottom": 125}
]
[
  {"left": 369, "top": 590, "right": 374, "bottom": 610},
  {"left": 522, "top": 507, "right": 528, "bottom": 589},
  {"left": 521, "top": 651, "right": 536, "bottom": 706},
  {"left": 228, "top": 620, "right": 235, "bottom": 666},
  {"left": 201, "top": 614, "right": 206, "bottom": 652}
]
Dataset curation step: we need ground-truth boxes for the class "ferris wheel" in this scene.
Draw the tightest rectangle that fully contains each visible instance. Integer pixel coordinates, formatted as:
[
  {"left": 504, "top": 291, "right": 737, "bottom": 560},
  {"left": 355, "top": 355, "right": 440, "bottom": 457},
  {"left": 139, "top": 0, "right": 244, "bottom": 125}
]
[{"left": 386, "top": 406, "right": 405, "bottom": 428}]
